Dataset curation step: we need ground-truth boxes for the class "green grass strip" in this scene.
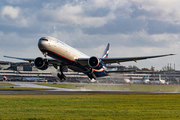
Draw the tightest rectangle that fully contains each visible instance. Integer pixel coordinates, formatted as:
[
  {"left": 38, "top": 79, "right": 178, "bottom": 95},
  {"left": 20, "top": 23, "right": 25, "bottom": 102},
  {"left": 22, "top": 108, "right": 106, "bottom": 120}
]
[
  {"left": 0, "top": 83, "right": 18, "bottom": 86},
  {"left": 0, "top": 94, "right": 179, "bottom": 120}
]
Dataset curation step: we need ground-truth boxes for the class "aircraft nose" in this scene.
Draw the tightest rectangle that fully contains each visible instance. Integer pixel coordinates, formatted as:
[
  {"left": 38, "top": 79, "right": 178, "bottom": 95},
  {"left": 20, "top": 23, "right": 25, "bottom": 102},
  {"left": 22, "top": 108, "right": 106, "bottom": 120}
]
[
  {"left": 38, "top": 37, "right": 48, "bottom": 50},
  {"left": 38, "top": 39, "right": 43, "bottom": 50}
]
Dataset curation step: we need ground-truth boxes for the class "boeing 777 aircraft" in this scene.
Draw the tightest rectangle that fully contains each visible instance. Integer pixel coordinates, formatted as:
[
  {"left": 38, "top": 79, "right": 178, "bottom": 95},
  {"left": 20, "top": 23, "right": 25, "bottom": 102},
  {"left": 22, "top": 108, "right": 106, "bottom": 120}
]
[{"left": 4, "top": 36, "right": 175, "bottom": 81}]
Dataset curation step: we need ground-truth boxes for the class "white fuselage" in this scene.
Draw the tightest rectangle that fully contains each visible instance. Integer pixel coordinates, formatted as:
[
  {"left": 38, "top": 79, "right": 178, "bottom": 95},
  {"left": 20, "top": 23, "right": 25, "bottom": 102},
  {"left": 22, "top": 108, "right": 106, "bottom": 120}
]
[
  {"left": 159, "top": 79, "right": 166, "bottom": 84},
  {"left": 124, "top": 78, "right": 131, "bottom": 83},
  {"left": 38, "top": 37, "right": 89, "bottom": 62},
  {"left": 143, "top": 79, "right": 150, "bottom": 84},
  {"left": 38, "top": 37, "right": 108, "bottom": 80}
]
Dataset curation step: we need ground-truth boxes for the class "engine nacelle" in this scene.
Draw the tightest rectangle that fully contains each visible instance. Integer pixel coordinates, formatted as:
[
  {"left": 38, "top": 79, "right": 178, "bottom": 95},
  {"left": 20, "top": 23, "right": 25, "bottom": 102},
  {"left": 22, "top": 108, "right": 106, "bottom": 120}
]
[
  {"left": 34, "top": 57, "right": 48, "bottom": 70},
  {"left": 88, "top": 56, "right": 103, "bottom": 69}
]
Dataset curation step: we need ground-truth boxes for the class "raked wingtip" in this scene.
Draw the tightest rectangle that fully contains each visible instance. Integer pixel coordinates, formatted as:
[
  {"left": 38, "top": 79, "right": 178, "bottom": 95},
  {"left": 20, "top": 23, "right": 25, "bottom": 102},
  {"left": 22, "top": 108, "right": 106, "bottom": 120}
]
[{"left": 170, "top": 54, "right": 176, "bottom": 55}]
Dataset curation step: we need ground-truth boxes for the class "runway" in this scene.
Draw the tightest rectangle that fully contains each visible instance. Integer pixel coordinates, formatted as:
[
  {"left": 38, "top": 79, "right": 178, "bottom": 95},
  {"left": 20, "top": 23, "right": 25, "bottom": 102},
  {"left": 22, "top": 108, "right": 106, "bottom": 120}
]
[
  {"left": 1, "top": 82, "right": 180, "bottom": 95},
  {"left": 0, "top": 90, "right": 180, "bottom": 95},
  {"left": 10, "top": 82, "right": 92, "bottom": 91}
]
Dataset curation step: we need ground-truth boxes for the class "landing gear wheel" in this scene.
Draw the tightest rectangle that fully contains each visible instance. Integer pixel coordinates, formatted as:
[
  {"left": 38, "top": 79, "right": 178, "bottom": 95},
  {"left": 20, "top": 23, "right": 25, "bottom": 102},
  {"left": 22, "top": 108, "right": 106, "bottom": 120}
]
[
  {"left": 57, "top": 73, "right": 66, "bottom": 80},
  {"left": 57, "top": 65, "right": 67, "bottom": 81}
]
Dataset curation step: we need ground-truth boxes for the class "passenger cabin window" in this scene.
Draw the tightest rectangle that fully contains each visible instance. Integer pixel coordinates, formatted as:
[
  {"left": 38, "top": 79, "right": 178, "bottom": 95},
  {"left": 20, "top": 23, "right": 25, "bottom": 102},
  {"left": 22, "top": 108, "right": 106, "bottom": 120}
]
[{"left": 41, "top": 39, "right": 48, "bottom": 41}]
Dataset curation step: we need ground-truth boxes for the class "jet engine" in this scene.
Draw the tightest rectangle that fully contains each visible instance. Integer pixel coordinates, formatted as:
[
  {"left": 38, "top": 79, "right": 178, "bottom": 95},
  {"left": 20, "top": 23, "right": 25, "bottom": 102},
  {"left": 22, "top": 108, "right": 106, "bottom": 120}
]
[
  {"left": 34, "top": 57, "right": 48, "bottom": 70},
  {"left": 88, "top": 56, "right": 103, "bottom": 69}
]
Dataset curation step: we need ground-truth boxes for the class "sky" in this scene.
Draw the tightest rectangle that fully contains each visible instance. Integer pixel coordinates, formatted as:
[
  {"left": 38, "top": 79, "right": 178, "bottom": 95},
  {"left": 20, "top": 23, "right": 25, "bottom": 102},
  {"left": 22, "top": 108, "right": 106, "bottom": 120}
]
[{"left": 0, "top": 0, "right": 180, "bottom": 70}]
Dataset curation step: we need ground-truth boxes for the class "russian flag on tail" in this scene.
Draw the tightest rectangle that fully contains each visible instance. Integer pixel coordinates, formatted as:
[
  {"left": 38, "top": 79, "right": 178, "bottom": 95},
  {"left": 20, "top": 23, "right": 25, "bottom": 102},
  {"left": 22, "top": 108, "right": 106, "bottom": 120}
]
[{"left": 102, "top": 43, "right": 110, "bottom": 58}]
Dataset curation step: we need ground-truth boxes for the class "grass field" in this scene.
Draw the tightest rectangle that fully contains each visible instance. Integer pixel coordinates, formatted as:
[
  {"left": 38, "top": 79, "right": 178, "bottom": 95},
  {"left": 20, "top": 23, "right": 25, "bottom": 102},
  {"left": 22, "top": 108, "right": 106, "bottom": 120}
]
[
  {"left": 37, "top": 83, "right": 180, "bottom": 91},
  {"left": 0, "top": 82, "right": 18, "bottom": 86},
  {"left": 0, "top": 94, "right": 179, "bottom": 120}
]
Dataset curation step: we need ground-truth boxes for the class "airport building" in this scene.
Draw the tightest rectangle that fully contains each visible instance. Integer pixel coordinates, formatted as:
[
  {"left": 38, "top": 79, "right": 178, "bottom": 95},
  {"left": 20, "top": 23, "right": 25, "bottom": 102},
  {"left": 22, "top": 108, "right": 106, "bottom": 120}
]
[
  {"left": 0, "top": 61, "right": 179, "bottom": 84},
  {"left": 0, "top": 61, "right": 56, "bottom": 82},
  {"left": 0, "top": 61, "right": 11, "bottom": 70}
]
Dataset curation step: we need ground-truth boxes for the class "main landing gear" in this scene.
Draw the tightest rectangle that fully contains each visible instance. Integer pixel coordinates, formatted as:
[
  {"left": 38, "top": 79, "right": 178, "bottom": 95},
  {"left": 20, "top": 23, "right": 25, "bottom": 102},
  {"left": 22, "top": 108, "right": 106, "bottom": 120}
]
[
  {"left": 41, "top": 52, "right": 66, "bottom": 80},
  {"left": 57, "top": 65, "right": 66, "bottom": 80}
]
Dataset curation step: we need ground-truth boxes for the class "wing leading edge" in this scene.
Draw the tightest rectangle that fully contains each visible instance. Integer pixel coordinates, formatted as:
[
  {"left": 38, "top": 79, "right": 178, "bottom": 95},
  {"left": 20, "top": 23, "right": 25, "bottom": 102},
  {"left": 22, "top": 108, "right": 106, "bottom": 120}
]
[
  {"left": 101, "top": 54, "right": 175, "bottom": 64},
  {"left": 4, "top": 54, "right": 175, "bottom": 67},
  {"left": 76, "top": 54, "right": 175, "bottom": 66},
  {"left": 4, "top": 56, "right": 34, "bottom": 63},
  {"left": 4, "top": 55, "right": 60, "bottom": 65}
]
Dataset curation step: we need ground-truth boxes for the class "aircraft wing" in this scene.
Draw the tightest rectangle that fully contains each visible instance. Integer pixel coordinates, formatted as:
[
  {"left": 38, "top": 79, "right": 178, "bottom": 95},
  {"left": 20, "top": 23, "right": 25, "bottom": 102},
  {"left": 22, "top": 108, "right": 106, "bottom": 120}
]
[
  {"left": 4, "top": 56, "right": 35, "bottom": 63},
  {"left": 4, "top": 54, "right": 175, "bottom": 67},
  {"left": 101, "top": 54, "right": 175, "bottom": 64},
  {"left": 4, "top": 55, "right": 60, "bottom": 65},
  {"left": 77, "top": 54, "right": 175, "bottom": 65}
]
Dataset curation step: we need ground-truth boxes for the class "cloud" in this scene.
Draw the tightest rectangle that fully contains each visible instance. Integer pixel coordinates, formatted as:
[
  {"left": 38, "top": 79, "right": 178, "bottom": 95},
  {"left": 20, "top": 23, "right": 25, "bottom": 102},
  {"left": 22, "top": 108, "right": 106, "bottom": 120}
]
[
  {"left": 129, "top": 0, "right": 180, "bottom": 22},
  {"left": 1, "top": 6, "right": 20, "bottom": 19},
  {"left": 82, "top": 16, "right": 147, "bottom": 35},
  {"left": 0, "top": 0, "right": 179, "bottom": 70},
  {"left": 147, "top": 20, "right": 180, "bottom": 34},
  {"left": 38, "top": 3, "right": 115, "bottom": 28}
]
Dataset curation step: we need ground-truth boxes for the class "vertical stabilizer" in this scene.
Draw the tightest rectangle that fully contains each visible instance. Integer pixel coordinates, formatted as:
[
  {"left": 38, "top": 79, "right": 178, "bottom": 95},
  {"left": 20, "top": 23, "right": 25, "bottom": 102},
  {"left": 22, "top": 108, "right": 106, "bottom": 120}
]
[
  {"left": 102, "top": 43, "right": 110, "bottom": 58},
  {"left": 36, "top": 73, "right": 40, "bottom": 78},
  {"left": 159, "top": 74, "right": 161, "bottom": 81}
]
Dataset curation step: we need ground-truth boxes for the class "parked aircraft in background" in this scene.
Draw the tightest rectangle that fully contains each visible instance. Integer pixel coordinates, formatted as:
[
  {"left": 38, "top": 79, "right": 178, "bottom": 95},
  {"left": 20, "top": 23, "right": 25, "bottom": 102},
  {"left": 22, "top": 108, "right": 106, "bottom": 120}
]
[
  {"left": 142, "top": 75, "right": 150, "bottom": 84},
  {"left": 124, "top": 78, "right": 131, "bottom": 83},
  {"left": 159, "top": 74, "right": 169, "bottom": 84},
  {"left": 124, "top": 78, "right": 140, "bottom": 84},
  {"left": 124, "top": 75, "right": 150, "bottom": 84},
  {"left": 3, "top": 73, "right": 7, "bottom": 80},
  {"left": 4, "top": 36, "right": 175, "bottom": 82},
  {"left": 150, "top": 75, "right": 169, "bottom": 84},
  {"left": 151, "top": 80, "right": 160, "bottom": 84},
  {"left": 23, "top": 73, "right": 45, "bottom": 81}
]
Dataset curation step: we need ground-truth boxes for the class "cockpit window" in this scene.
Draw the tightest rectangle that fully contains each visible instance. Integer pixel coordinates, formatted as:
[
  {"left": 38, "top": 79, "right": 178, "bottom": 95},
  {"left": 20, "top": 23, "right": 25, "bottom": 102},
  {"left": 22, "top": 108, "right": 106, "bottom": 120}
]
[{"left": 41, "top": 38, "right": 48, "bottom": 41}]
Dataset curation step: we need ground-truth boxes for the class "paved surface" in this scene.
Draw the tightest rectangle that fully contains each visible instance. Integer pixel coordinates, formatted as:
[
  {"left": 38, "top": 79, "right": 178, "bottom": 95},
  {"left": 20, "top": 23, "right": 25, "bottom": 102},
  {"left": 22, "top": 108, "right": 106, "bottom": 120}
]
[
  {"left": 0, "top": 90, "right": 180, "bottom": 95},
  {"left": 0, "top": 82, "right": 180, "bottom": 95},
  {"left": 10, "top": 82, "right": 92, "bottom": 91}
]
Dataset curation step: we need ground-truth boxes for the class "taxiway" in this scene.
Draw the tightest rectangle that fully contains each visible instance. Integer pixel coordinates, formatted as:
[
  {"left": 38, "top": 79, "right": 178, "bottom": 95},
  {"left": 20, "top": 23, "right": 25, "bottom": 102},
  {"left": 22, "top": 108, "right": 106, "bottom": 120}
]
[{"left": 0, "top": 82, "right": 180, "bottom": 95}]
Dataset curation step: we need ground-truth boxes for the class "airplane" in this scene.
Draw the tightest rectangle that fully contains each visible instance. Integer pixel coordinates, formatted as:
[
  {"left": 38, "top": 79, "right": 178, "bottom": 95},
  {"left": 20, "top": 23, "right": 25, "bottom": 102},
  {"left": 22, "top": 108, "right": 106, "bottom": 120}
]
[
  {"left": 22, "top": 73, "right": 44, "bottom": 81},
  {"left": 4, "top": 36, "right": 175, "bottom": 82},
  {"left": 0, "top": 73, "right": 9, "bottom": 81},
  {"left": 124, "top": 78, "right": 141, "bottom": 84},
  {"left": 150, "top": 80, "right": 160, "bottom": 84},
  {"left": 150, "top": 75, "right": 169, "bottom": 84},
  {"left": 159, "top": 74, "right": 168, "bottom": 84},
  {"left": 124, "top": 76, "right": 150, "bottom": 84},
  {"left": 142, "top": 75, "right": 150, "bottom": 84},
  {"left": 3, "top": 73, "right": 7, "bottom": 80},
  {"left": 124, "top": 78, "right": 131, "bottom": 83}
]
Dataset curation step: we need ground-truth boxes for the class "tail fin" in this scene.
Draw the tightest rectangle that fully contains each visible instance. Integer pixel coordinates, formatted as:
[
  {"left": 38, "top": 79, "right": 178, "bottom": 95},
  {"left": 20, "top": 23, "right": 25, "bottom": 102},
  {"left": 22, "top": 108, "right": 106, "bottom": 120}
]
[
  {"left": 36, "top": 73, "right": 40, "bottom": 78},
  {"left": 159, "top": 74, "right": 161, "bottom": 81},
  {"left": 102, "top": 43, "right": 110, "bottom": 58}
]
